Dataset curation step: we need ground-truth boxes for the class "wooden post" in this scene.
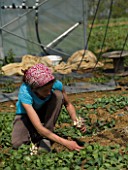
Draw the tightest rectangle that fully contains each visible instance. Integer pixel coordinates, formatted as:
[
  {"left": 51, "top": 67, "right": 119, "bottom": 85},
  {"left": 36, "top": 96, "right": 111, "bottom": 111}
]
[{"left": 113, "top": 58, "right": 124, "bottom": 73}]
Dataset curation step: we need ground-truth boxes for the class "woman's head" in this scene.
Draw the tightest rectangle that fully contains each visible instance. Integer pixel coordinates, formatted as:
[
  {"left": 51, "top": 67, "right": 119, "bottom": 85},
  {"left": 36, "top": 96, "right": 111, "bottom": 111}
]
[
  {"left": 22, "top": 63, "right": 55, "bottom": 89},
  {"left": 33, "top": 79, "right": 55, "bottom": 99}
]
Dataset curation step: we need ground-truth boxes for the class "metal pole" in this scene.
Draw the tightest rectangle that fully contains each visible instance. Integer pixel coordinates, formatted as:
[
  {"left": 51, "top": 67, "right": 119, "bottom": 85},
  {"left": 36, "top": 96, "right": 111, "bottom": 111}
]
[{"left": 45, "top": 22, "right": 81, "bottom": 49}]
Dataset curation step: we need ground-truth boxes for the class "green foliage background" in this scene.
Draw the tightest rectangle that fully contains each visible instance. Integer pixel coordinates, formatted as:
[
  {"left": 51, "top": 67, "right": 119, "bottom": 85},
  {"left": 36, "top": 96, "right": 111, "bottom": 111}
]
[{"left": 88, "top": 0, "right": 128, "bottom": 19}]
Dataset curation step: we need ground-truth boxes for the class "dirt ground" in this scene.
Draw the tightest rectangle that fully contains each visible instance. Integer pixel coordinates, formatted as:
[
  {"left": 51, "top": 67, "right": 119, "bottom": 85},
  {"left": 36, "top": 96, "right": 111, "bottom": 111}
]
[{"left": 1, "top": 61, "right": 128, "bottom": 151}]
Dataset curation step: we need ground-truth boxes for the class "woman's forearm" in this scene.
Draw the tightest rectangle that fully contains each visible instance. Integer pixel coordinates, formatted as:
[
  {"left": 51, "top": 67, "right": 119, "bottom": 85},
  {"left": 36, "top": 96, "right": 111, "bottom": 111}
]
[
  {"left": 66, "top": 103, "right": 78, "bottom": 121},
  {"left": 37, "top": 125, "right": 67, "bottom": 145}
]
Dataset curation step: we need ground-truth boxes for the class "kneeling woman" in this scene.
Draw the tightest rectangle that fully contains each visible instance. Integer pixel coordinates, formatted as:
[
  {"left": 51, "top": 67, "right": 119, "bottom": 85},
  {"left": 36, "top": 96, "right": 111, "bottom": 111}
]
[{"left": 12, "top": 63, "right": 86, "bottom": 151}]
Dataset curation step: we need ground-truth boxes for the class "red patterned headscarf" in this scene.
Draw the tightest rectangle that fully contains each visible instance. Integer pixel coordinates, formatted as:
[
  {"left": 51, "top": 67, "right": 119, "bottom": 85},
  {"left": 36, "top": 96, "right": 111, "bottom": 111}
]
[{"left": 23, "top": 64, "right": 55, "bottom": 88}]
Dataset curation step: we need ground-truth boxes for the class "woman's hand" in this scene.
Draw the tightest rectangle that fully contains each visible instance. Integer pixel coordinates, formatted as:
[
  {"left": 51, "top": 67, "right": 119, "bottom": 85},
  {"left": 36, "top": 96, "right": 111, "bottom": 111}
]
[
  {"left": 63, "top": 140, "right": 84, "bottom": 151},
  {"left": 73, "top": 116, "right": 86, "bottom": 133}
]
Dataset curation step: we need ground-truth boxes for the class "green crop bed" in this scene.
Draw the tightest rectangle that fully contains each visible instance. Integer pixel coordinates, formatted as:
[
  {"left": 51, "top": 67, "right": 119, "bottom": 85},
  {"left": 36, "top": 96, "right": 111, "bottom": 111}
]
[{"left": 0, "top": 94, "right": 128, "bottom": 169}]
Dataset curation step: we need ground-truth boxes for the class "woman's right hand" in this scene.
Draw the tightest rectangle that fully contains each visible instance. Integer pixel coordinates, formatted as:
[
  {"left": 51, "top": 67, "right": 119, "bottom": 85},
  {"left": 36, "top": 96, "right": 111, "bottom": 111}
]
[{"left": 63, "top": 140, "right": 84, "bottom": 151}]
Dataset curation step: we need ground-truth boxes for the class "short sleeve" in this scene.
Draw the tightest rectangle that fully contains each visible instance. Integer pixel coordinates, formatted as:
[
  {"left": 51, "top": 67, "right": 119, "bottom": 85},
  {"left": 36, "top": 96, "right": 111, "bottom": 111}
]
[
  {"left": 52, "top": 80, "right": 63, "bottom": 91},
  {"left": 18, "top": 83, "right": 33, "bottom": 105}
]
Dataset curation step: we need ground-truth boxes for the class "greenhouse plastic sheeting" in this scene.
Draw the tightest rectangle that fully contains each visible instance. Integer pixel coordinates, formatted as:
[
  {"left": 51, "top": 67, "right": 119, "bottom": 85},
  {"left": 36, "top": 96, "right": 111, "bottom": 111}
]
[
  {"left": 0, "top": 77, "right": 117, "bottom": 102},
  {"left": 0, "top": 0, "right": 88, "bottom": 61}
]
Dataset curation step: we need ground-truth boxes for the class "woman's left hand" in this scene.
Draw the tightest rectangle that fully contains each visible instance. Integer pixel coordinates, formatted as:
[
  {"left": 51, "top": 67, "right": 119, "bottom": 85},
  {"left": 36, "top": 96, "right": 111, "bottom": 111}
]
[{"left": 73, "top": 116, "right": 86, "bottom": 133}]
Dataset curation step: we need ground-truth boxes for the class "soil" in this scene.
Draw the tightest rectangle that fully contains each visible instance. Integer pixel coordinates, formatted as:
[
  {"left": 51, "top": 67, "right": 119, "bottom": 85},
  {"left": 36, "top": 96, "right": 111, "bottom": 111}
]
[
  {"left": 1, "top": 60, "right": 128, "bottom": 151},
  {"left": 52, "top": 88, "right": 128, "bottom": 151}
]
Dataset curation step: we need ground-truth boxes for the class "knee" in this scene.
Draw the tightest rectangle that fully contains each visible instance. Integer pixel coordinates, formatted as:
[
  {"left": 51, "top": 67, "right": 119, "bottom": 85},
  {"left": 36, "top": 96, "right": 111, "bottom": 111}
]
[
  {"left": 12, "top": 139, "right": 22, "bottom": 149},
  {"left": 12, "top": 138, "right": 30, "bottom": 149},
  {"left": 11, "top": 133, "right": 29, "bottom": 149}
]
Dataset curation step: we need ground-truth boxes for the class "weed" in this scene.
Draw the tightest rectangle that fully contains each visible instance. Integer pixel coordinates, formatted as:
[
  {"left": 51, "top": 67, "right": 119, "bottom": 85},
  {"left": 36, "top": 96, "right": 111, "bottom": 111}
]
[{"left": 5, "top": 49, "right": 15, "bottom": 64}]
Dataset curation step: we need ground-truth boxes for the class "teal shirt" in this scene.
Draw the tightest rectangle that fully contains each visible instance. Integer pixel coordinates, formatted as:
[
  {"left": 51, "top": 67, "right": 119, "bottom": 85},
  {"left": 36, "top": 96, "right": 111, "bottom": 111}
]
[{"left": 16, "top": 80, "right": 63, "bottom": 114}]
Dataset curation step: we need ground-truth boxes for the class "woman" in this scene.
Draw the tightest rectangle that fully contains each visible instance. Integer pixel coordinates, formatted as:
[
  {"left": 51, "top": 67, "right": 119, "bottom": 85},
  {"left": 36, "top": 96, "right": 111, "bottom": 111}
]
[{"left": 11, "top": 63, "right": 86, "bottom": 152}]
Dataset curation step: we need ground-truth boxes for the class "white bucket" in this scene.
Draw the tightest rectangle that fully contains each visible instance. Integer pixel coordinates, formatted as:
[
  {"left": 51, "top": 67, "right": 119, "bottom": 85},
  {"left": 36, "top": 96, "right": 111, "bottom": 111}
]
[{"left": 47, "top": 55, "right": 62, "bottom": 66}]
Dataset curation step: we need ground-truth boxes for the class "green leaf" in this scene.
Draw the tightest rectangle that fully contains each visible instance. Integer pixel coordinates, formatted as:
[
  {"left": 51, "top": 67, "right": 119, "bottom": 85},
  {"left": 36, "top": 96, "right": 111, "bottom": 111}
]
[
  {"left": 86, "top": 145, "right": 93, "bottom": 152},
  {"left": 103, "top": 163, "right": 111, "bottom": 168},
  {"left": 4, "top": 167, "right": 12, "bottom": 170},
  {"left": 92, "top": 151, "right": 98, "bottom": 159}
]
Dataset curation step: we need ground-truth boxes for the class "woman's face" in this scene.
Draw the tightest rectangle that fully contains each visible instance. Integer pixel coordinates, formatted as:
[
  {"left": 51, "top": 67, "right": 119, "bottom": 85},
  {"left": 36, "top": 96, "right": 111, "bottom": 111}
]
[{"left": 33, "top": 82, "right": 53, "bottom": 99}]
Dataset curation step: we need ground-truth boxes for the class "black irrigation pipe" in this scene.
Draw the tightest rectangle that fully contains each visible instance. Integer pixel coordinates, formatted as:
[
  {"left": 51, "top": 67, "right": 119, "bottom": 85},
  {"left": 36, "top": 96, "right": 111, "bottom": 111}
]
[
  {"left": 35, "top": 3, "right": 49, "bottom": 54},
  {"left": 92, "top": 0, "right": 114, "bottom": 72},
  {"left": 120, "top": 32, "right": 128, "bottom": 58},
  {"left": 77, "top": 0, "right": 101, "bottom": 71}
]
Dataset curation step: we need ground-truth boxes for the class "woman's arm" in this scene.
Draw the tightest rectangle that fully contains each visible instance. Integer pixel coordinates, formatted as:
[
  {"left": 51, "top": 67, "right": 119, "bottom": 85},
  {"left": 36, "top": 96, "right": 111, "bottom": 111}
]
[
  {"left": 62, "top": 89, "right": 86, "bottom": 133},
  {"left": 22, "top": 103, "right": 84, "bottom": 151},
  {"left": 62, "top": 89, "right": 78, "bottom": 121}
]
